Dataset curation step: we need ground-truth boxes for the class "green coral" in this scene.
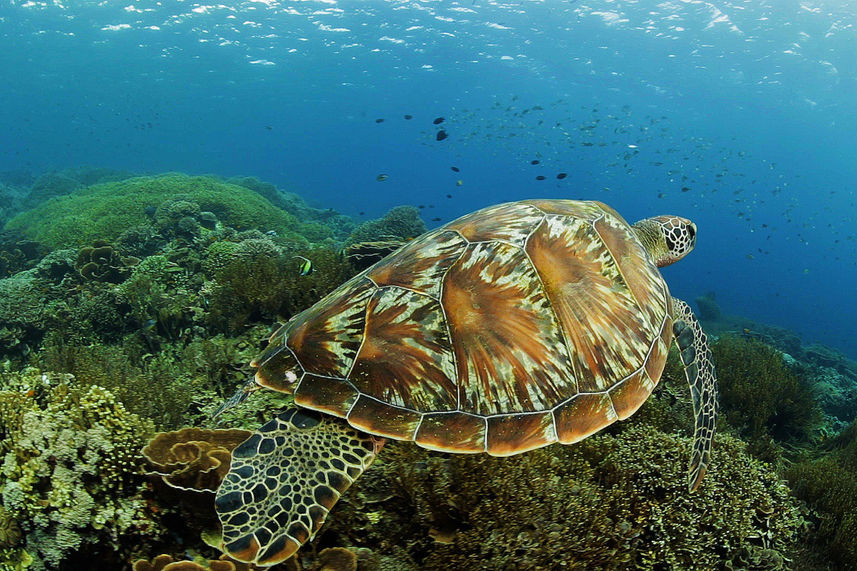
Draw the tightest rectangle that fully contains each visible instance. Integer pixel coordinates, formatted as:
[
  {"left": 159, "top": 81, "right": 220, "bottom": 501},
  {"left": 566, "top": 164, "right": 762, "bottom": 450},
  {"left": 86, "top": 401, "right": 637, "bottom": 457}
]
[
  {"left": 36, "top": 339, "right": 199, "bottom": 430},
  {"left": 203, "top": 241, "right": 355, "bottom": 332},
  {"left": 787, "top": 420, "right": 857, "bottom": 567},
  {"left": 4, "top": 174, "right": 319, "bottom": 249},
  {"left": 331, "top": 423, "right": 804, "bottom": 570},
  {"left": 347, "top": 205, "right": 426, "bottom": 244},
  {"left": 0, "top": 374, "right": 158, "bottom": 569},
  {"left": 0, "top": 250, "right": 78, "bottom": 358},
  {"left": 712, "top": 335, "right": 821, "bottom": 453}
]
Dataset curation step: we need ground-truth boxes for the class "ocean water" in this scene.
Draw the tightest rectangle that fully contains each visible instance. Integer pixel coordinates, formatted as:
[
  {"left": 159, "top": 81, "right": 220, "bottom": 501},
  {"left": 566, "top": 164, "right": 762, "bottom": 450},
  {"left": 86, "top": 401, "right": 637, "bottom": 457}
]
[
  {"left": 1, "top": 0, "right": 855, "bottom": 362},
  {"left": 4, "top": 4, "right": 857, "bottom": 569}
]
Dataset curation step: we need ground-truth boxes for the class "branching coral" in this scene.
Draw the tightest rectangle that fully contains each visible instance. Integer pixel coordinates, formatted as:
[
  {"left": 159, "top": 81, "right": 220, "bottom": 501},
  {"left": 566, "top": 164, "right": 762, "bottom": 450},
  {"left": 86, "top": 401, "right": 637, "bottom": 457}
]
[
  {"left": 713, "top": 335, "right": 821, "bottom": 449},
  {"left": 325, "top": 423, "right": 804, "bottom": 570},
  {"left": 346, "top": 206, "right": 426, "bottom": 245},
  {"left": 0, "top": 377, "right": 158, "bottom": 568},
  {"left": 203, "top": 243, "right": 354, "bottom": 332}
]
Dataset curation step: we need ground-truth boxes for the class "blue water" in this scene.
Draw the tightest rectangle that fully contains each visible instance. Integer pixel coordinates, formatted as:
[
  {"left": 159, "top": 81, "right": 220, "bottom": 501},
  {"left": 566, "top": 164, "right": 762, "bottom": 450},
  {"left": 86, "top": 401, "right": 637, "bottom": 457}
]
[{"left": 2, "top": 1, "right": 856, "bottom": 357}]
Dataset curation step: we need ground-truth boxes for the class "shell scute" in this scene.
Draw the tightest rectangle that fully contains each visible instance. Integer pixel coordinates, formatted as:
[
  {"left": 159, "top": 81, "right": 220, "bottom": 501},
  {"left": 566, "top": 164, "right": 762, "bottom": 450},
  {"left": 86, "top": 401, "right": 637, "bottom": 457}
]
[
  {"left": 349, "top": 286, "right": 457, "bottom": 411},
  {"left": 367, "top": 230, "right": 466, "bottom": 298},
  {"left": 414, "top": 411, "right": 486, "bottom": 453},
  {"left": 553, "top": 393, "right": 618, "bottom": 444},
  {"left": 486, "top": 412, "right": 556, "bottom": 456},
  {"left": 346, "top": 395, "right": 422, "bottom": 440},
  {"left": 442, "top": 240, "right": 576, "bottom": 415},
  {"left": 445, "top": 202, "right": 543, "bottom": 247},
  {"left": 293, "top": 374, "right": 359, "bottom": 418},
  {"left": 286, "top": 277, "right": 375, "bottom": 378},
  {"left": 525, "top": 214, "right": 659, "bottom": 392},
  {"left": 521, "top": 198, "right": 604, "bottom": 220},
  {"left": 607, "top": 369, "right": 656, "bottom": 420}
]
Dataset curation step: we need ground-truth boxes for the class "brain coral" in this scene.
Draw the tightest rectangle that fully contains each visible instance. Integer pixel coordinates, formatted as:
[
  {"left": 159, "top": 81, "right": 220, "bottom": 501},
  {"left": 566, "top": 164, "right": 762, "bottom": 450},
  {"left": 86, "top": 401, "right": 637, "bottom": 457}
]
[{"left": 4, "top": 174, "right": 329, "bottom": 249}]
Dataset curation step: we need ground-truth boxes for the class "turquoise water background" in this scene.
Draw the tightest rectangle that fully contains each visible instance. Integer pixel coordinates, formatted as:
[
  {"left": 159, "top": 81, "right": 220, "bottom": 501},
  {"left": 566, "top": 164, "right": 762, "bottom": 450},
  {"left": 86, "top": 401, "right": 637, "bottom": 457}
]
[{"left": 1, "top": 1, "right": 856, "bottom": 356}]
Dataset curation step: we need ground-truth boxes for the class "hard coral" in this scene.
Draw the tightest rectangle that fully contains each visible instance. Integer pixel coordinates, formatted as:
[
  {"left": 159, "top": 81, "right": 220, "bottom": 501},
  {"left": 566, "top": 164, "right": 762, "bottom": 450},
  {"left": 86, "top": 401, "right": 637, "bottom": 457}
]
[
  {"left": 713, "top": 335, "right": 821, "bottom": 448},
  {"left": 142, "top": 428, "right": 252, "bottom": 492},
  {"left": 346, "top": 206, "right": 426, "bottom": 245},
  {"left": 133, "top": 553, "right": 236, "bottom": 571},
  {"left": 335, "top": 424, "right": 804, "bottom": 570},
  {"left": 0, "top": 378, "right": 157, "bottom": 568},
  {"left": 5, "top": 174, "right": 312, "bottom": 249},
  {"left": 204, "top": 244, "right": 354, "bottom": 332},
  {"left": 76, "top": 240, "right": 139, "bottom": 283}
]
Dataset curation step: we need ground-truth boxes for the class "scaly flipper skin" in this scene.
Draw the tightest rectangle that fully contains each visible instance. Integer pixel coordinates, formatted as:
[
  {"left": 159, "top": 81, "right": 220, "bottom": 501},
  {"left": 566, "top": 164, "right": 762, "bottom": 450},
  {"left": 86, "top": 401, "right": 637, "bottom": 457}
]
[
  {"left": 215, "top": 409, "right": 380, "bottom": 566},
  {"left": 671, "top": 297, "right": 718, "bottom": 491}
]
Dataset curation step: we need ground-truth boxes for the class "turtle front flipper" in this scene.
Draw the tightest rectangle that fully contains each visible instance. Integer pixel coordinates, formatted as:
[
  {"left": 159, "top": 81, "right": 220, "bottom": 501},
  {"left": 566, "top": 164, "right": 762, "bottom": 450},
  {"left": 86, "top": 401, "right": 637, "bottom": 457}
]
[
  {"left": 671, "top": 297, "right": 718, "bottom": 492},
  {"left": 215, "top": 409, "right": 381, "bottom": 566}
]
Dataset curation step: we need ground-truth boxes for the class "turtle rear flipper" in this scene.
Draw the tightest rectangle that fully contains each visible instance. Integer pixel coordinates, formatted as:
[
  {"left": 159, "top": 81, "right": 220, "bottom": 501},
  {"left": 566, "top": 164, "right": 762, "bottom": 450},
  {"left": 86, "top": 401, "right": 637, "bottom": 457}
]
[
  {"left": 216, "top": 409, "right": 380, "bottom": 566},
  {"left": 671, "top": 297, "right": 718, "bottom": 492}
]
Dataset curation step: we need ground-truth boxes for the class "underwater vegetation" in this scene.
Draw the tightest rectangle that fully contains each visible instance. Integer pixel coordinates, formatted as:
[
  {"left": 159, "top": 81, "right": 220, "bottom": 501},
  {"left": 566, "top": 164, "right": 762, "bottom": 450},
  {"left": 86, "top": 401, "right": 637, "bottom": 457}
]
[
  {"left": 0, "top": 368, "right": 157, "bottom": 569},
  {"left": 787, "top": 420, "right": 857, "bottom": 568},
  {"left": 712, "top": 336, "right": 821, "bottom": 459},
  {"left": 4, "top": 174, "right": 351, "bottom": 250},
  {"left": 0, "top": 170, "right": 854, "bottom": 569}
]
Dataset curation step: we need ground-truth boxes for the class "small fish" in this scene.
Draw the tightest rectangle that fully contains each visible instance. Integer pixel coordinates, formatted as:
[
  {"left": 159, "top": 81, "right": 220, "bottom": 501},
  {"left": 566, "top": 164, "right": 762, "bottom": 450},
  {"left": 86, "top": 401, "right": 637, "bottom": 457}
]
[
  {"left": 456, "top": 180, "right": 463, "bottom": 186},
  {"left": 431, "top": 217, "right": 442, "bottom": 222},
  {"left": 433, "top": 117, "right": 445, "bottom": 125},
  {"left": 531, "top": 159, "right": 540, "bottom": 165},
  {"left": 294, "top": 255, "right": 314, "bottom": 276},
  {"left": 375, "top": 118, "right": 385, "bottom": 123},
  {"left": 404, "top": 114, "right": 413, "bottom": 120},
  {"left": 535, "top": 175, "right": 546, "bottom": 181},
  {"left": 556, "top": 173, "right": 567, "bottom": 179},
  {"left": 376, "top": 174, "right": 389, "bottom": 182},
  {"left": 446, "top": 194, "right": 453, "bottom": 198},
  {"left": 451, "top": 166, "right": 460, "bottom": 172},
  {"left": 265, "top": 230, "right": 278, "bottom": 237},
  {"left": 141, "top": 318, "right": 157, "bottom": 331},
  {"left": 436, "top": 130, "right": 448, "bottom": 141}
]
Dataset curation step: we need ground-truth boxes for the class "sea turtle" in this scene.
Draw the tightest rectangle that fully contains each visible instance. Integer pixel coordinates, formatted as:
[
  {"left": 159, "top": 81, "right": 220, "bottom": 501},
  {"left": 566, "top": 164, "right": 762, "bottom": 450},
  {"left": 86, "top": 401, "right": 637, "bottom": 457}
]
[{"left": 214, "top": 199, "right": 718, "bottom": 566}]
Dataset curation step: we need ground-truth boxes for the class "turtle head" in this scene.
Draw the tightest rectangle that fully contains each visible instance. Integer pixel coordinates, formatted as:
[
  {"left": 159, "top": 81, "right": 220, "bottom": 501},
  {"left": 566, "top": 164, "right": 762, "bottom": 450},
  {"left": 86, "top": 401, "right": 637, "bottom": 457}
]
[{"left": 632, "top": 215, "right": 697, "bottom": 268}]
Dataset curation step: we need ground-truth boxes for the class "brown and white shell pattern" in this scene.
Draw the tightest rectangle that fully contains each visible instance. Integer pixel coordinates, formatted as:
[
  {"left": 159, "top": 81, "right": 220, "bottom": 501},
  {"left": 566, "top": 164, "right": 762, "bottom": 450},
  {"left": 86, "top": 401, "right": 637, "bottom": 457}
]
[{"left": 253, "top": 199, "right": 673, "bottom": 456}]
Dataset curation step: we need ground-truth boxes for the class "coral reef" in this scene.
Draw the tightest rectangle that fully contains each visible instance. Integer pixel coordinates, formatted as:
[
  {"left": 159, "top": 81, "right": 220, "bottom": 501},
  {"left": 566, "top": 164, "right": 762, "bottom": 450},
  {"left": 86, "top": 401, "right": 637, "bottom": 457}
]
[
  {"left": 0, "top": 371, "right": 159, "bottom": 570},
  {"left": 227, "top": 176, "right": 356, "bottom": 242},
  {"left": 319, "top": 422, "right": 804, "bottom": 570},
  {"left": 142, "top": 428, "right": 252, "bottom": 492},
  {"left": 694, "top": 291, "right": 720, "bottom": 322},
  {"left": 0, "top": 250, "right": 78, "bottom": 358},
  {"left": 787, "top": 420, "right": 857, "bottom": 567},
  {"left": 203, "top": 241, "right": 355, "bottom": 332},
  {"left": 75, "top": 240, "right": 140, "bottom": 283},
  {"left": 4, "top": 174, "right": 320, "bottom": 249},
  {"left": 346, "top": 206, "right": 426, "bottom": 245},
  {"left": 712, "top": 335, "right": 821, "bottom": 455}
]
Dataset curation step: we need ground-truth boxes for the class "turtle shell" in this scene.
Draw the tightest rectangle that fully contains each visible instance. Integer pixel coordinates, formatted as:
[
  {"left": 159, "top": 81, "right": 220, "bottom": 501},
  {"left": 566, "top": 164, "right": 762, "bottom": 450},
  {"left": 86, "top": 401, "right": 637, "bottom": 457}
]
[{"left": 253, "top": 199, "right": 673, "bottom": 456}]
